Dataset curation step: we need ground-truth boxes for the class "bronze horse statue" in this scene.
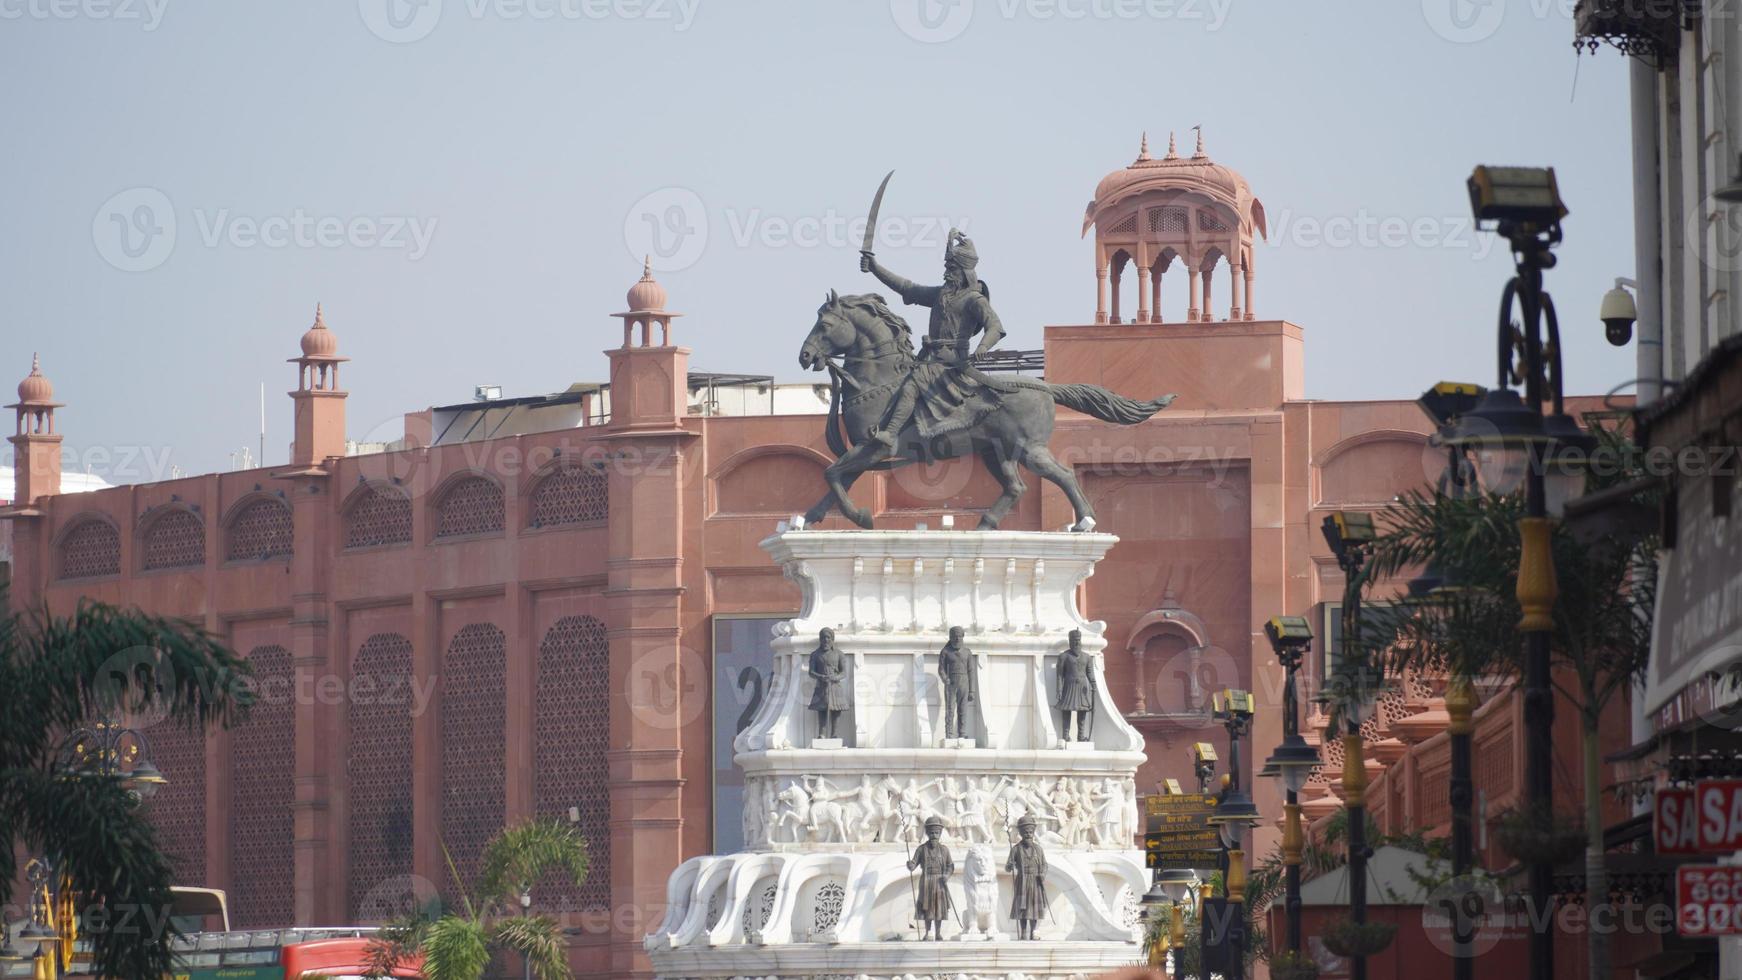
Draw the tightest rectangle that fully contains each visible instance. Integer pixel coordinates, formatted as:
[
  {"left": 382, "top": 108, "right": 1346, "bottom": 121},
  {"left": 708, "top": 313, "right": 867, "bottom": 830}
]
[{"left": 798, "top": 291, "right": 1175, "bottom": 530}]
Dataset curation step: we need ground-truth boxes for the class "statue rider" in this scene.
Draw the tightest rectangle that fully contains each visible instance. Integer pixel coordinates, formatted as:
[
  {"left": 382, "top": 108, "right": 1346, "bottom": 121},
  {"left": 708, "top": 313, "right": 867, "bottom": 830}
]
[{"left": 859, "top": 229, "right": 1006, "bottom": 449}]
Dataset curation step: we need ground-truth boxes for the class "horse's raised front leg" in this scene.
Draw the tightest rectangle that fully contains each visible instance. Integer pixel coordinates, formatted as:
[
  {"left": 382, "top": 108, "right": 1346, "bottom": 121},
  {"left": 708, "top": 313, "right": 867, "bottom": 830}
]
[
  {"left": 806, "top": 442, "right": 887, "bottom": 529},
  {"left": 977, "top": 445, "right": 1026, "bottom": 530},
  {"left": 1021, "top": 445, "right": 1096, "bottom": 531}
]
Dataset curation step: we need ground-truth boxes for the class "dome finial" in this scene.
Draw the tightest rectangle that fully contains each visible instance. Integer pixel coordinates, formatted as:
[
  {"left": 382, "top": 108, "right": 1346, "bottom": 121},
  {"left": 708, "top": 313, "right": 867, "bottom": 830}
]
[
  {"left": 300, "top": 302, "right": 339, "bottom": 357},
  {"left": 1192, "top": 124, "right": 1206, "bottom": 158},
  {"left": 1135, "top": 132, "right": 1151, "bottom": 163},
  {"left": 626, "top": 258, "right": 668, "bottom": 312},
  {"left": 1165, "top": 131, "right": 1179, "bottom": 159},
  {"left": 16, "top": 352, "right": 54, "bottom": 404}
]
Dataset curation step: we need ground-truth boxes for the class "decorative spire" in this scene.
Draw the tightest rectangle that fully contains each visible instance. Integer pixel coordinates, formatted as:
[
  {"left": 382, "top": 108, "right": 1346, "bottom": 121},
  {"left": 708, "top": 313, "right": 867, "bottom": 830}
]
[
  {"left": 1192, "top": 125, "right": 1207, "bottom": 159},
  {"left": 1134, "top": 132, "right": 1151, "bottom": 163},
  {"left": 641, "top": 254, "right": 653, "bottom": 280},
  {"left": 16, "top": 351, "right": 55, "bottom": 404},
  {"left": 1165, "top": 131, "right": 1179, "bottom": 160},
  {"left": 300, "top": 302, "right": 340, "bottom": 357}
]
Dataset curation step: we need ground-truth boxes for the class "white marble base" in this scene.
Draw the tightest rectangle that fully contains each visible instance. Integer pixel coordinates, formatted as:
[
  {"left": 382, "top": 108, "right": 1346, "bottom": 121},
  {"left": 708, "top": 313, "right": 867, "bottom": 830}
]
[{"left": 652, "top": 530, "right": 1147, "bottom": 980}]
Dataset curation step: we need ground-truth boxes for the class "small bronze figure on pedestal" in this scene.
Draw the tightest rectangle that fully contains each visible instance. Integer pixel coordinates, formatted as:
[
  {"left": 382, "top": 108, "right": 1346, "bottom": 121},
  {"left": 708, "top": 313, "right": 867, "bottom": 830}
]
[
  {"left": 937, "top": 626, "right": 977, "bottom": 741},
  {"left": 1054, "top": 628, "right": 1095, "bottom": 743},
  {"left": 1005, "top": 814, "right": 1048, "bottom": 940},
  {"left": 807, "top": 627, "right": 849, "bottom": 741},
  {"left": 906, "top": 815, "right": 955, "bottom": 941}
]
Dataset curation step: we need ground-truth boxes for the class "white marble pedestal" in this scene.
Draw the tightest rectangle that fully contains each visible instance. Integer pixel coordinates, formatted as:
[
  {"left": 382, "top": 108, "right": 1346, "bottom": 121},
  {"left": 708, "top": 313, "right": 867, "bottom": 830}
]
[{"left": 645, "top": 529, "right": 1149, "bottom": 980}]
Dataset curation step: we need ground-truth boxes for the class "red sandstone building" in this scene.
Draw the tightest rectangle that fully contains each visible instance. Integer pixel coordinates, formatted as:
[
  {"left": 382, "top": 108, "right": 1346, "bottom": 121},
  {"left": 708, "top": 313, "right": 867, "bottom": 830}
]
[{"left": 1, "top": 142, "right": 1614, "bottom": 977}]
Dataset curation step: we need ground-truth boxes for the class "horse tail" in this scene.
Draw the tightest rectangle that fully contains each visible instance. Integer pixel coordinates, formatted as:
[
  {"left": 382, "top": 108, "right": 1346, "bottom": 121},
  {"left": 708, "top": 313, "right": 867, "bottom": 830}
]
[{"left": 1047, "top": 383, "right": 1177, "bottom": 425}]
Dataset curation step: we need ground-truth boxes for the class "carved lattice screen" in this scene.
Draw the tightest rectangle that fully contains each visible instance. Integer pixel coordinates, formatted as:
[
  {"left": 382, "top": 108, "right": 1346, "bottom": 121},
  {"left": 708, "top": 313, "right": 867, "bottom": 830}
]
[
  {"left": 534, "top": 615, "right": 611, "bottom": 912},
  {"left": 434, "top": 477, "right": 504, "bottom": 538},
  {"left": 440, "top": 623, "right": 506, "bottom": 907},
  {"left": 144, "top": 719, "right": 206, "bottom": 884},
  {"left": 141, "top": 509, "right": 206, "bottom": 570},
  {"left": 226, "top": 498, "right": 293, "bottom": 561},
  {"left": 345, "top": 485, "right": 412, "bottom": 549},
  {"left": 229, "top": 643, "right": 294, "bottom": 927},
  {"left": 528, "top": 465, "right": 608, "bottom": 529},
  {"left": 347, "top": 633, "right": 416, "bottom": 919},
  {"left": 59, "top": 519, "right": 120, "bottom": 579}
]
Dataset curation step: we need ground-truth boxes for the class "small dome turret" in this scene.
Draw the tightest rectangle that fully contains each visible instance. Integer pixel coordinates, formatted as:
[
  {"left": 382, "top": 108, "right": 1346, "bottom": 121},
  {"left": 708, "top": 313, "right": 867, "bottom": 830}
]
[{"left": 625, "top": 256, "right": 668, "bottom": 313}]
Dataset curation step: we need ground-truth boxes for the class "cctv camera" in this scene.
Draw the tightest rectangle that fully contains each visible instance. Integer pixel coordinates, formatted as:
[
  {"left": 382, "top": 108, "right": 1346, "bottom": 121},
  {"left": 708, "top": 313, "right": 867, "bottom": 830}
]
[{"left": 1600, "top": 282, "right": 1637, "bottom": 347}]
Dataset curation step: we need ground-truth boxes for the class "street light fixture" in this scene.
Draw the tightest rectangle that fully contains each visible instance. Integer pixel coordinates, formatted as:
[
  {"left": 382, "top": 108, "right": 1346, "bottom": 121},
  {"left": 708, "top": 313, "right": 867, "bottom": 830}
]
[
  {"left": 1459, "top": 162, "right": 1573, "bottom": 980},
  {"left": 1321, "top": 509, "right": 1383, "bottom": 980},
  {"left": 1208, "top": 689, "right": 1260, "bottom": 980},
  {"left": 1191, "top": 742, "right": 1218, "bottom": 795},
  {"left": 1263, "top": 614, "right": 1320, "bottom": 958}
]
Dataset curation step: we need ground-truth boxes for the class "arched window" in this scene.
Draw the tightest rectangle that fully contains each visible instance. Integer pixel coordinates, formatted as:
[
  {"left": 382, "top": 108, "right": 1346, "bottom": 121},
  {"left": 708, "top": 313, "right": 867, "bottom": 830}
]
[
  {"left": 534, "top": 615, "right": 610, "bottom": 911},
  {"left": 59, "top": 518, "right": 120, "bottom": 579},
  {"left": 527, "top": 464, "right": 607, "bottom": 529},
  {"left": 434, "top": 476, "right": 504, "bottom": 539},
  {"left": 347, "top": 633, "right": 416, "bottom": 920},
  {"left": 141, "top": 508, "right": 206, "bottom": 570},
  {"left": 226, "top": 497, "right": 293, "bottom": 562},
  {"left": 345, "top": 484, "right": 412, "bottom": 549},
  {"left": 440, "top": 623, "right": 506, "bottom": 907},
  {"left": 229, "top": 644, "right": 294, "bottom": 928}
]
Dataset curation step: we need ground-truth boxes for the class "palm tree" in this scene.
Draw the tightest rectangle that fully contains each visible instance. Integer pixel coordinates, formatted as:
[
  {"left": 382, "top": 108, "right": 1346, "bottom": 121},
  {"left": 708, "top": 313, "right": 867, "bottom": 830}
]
[
  {"left": 367, "top": 818, "right": 590, "bottom": 980},
  {"left": 1, "top": 594, "right": 252, "bottom": 979},
  {"left": 1362, "top": 428, "right": 1657, "bottom": 980}
]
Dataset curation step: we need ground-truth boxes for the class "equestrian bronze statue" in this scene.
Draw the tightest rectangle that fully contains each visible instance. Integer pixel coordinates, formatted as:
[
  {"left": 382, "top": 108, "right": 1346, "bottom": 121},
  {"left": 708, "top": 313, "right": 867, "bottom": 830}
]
[{"left": 798, "top": 177, "right": 1175, "bottom": 531}]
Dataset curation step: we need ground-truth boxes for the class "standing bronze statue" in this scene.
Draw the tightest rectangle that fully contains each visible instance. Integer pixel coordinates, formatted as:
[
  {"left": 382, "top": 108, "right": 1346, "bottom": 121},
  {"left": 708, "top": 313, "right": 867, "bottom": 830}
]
[
  {"left": 1054, "top": 628, "right": 1095, "bottom": 743},
  {"left": 1005, "top": 814, "right": 1048, "bottom": 940},
  {"left": 797, "top": 172, "right": 1177, "bottom": 532},
  {"left": 807, "top": 627, "right": 849, "bottom": 741},
  {"left": 937, "top": 626, "right": 977, "bottom": 741},
  {"left": 906, "top": 815, "right": 955, "bottom": 941}
]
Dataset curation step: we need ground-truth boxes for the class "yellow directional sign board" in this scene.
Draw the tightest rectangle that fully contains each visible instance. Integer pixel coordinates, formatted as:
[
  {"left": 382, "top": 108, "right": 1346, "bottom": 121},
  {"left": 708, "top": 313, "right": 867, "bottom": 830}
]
[{"left": 1144, "top": 792, "right": 1219, "bottom": 869}]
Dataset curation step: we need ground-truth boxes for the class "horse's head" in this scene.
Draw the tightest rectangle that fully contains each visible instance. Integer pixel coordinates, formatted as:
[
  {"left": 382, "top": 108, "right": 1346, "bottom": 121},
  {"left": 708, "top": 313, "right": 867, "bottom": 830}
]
[
  {"left": 799, "top": 289, "right": 853, "bottom": 372},
  {"left": 799, "top": 290, "right": 912, "bottom": 371}
]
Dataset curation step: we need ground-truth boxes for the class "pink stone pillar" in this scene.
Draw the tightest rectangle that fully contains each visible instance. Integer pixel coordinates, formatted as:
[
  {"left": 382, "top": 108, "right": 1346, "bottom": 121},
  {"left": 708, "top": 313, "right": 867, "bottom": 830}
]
[
  {"left": 1150, "top": 267, "right": 1162, "bottom": 323},
  {"left": 1187, "top": 268, "right": 1201, "bottom": 322},
  {"left": 1135, "top": 265, "right": 1151, "bottom": 324},
  {"left": 1229, "top": 264, "right": 1243, "bottom": 321},
  {"left": 1109, "top": 266, "right": 1122, "bottom": 324},
  {"left": 1244, "top": 268, "right": 1255, "bottom": 320},
  {"left": 1095, "top": 248, "right": 1109, "bottom": 323},
  {"left": 1201, "top": 266, "right": 1215, "bottom": 322}
]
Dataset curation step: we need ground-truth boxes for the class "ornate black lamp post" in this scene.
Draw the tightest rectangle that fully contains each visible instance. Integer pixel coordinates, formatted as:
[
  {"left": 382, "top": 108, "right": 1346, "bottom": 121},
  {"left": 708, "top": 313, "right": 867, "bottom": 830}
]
[
  {"left": 7, "top": 713, "right": 169, "bottom": 977},
  {"left": 1141, "top": 865, "right": 1198, "bottom": 980},
  {"left": 1322, "top": 509, "right": 1380, "bottom": 980},
  {"left": 1438, "top": 166, "right": 1594, "bottom": 980},
  {"left": 1208, "top": 689, "right": 1261, "bottom": 980},
  {"left": 1414, "top": 380, "right": 1486, "bottom": 980},
  {"left": 1262, "top": 616, "right": 1321, "bottom": 957}
]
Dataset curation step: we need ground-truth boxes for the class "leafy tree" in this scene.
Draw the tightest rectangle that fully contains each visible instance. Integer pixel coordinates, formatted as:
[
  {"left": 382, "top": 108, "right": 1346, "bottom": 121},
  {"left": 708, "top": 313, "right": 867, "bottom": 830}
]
[
  {"left": 367, "top": 818, "right": 589, "bottom": 980},
  {"left": 1361, "top": 426, "right": 1657, "bottom": 980},
  {"left": 0, "top": 595, "right": 251, "bottom": 979}
]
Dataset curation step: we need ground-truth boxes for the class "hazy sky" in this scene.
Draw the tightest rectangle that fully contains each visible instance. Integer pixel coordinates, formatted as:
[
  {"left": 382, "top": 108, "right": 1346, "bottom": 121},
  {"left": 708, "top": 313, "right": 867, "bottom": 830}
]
[{"left": 0, "top": 0, "right": 1640, "bottom": 484}]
